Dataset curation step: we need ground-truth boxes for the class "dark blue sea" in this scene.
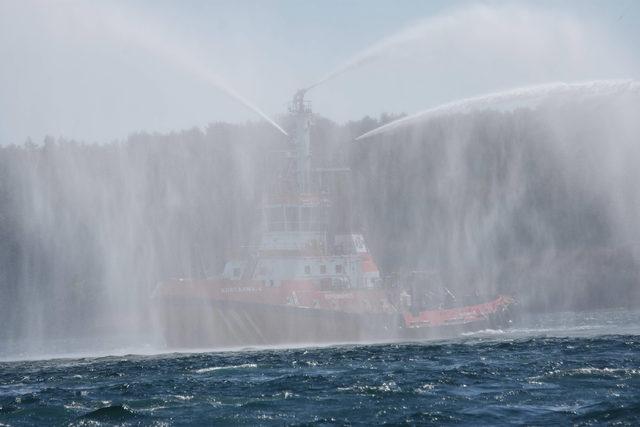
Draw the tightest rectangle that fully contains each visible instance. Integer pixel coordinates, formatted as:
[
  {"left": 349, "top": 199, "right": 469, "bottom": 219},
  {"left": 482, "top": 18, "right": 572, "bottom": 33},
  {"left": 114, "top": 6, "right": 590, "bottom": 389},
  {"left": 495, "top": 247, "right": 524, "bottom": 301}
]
[{"left": 2, "top": 310, "right": 640, "bottom": 425}]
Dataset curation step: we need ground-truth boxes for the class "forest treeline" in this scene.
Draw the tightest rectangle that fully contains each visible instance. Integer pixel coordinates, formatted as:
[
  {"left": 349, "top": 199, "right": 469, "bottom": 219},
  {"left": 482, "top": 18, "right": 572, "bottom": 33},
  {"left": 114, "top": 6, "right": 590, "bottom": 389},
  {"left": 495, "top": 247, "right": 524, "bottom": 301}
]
[{"left": 1, "top": 97, "right": 639, "bottom": 341}]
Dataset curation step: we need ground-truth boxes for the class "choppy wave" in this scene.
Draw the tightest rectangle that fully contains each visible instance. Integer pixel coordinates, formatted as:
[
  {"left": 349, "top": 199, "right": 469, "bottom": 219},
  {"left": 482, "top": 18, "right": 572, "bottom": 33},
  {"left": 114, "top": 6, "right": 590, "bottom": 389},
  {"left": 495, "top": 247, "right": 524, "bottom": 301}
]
[
  {"left": 532, "top": 367, "right": 640, "bottom": 380},
  {"left": 80, "top": 404, "right": 139, "bottom": 422}
]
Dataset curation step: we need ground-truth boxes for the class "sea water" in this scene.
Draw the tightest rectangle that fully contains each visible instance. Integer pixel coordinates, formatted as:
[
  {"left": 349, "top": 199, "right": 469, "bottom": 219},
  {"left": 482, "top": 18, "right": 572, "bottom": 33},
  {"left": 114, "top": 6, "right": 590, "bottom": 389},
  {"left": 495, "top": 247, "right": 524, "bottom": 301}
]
[{"left": 1, "top": 309, "right": 639, "bottom": 425}]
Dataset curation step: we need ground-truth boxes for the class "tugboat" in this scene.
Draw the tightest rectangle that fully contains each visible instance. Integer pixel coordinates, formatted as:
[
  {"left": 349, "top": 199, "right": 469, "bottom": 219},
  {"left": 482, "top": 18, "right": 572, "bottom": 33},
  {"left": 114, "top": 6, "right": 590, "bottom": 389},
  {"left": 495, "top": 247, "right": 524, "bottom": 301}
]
[{"left": 154, "top": 90, "right": 514, "bottom": 349}]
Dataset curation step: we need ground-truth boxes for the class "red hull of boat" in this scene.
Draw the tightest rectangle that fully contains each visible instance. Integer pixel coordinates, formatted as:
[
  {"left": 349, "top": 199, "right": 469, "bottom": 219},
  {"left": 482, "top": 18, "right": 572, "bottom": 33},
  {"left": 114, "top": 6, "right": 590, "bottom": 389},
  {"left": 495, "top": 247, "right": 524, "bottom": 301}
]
[{"left": 154, "top": 279, "right": 514, "bottom": 349}]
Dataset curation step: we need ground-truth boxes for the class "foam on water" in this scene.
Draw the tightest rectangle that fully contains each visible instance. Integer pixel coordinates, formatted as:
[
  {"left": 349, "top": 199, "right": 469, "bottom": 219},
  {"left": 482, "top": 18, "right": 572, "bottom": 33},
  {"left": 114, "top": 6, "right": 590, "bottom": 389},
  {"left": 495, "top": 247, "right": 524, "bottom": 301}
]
[{"left": 194, "top": 363, "right": 257, "bottom": 374}]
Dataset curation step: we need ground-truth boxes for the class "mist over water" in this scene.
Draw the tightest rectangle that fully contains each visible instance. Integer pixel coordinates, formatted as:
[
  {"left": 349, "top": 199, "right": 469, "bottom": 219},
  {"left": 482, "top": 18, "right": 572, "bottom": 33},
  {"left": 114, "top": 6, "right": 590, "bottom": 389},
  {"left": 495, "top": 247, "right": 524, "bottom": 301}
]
[
  {"left": 350, "top": 85, "right": 640, "bottom": 313},
  {"left": 1, "top": 2, "right": 639, "bottom": 360},
  {"left": 2, "top": 84, "right": 639, "bottom": 359},
  {"left": 0, "top": 124, "right": 285, "bottom": 358}
]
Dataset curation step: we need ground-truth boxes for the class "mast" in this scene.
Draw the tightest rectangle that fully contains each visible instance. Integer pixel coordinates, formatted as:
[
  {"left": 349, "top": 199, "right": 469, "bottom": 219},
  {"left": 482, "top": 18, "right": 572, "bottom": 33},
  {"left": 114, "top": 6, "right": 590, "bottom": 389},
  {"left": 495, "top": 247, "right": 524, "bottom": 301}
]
[{"left": 288, "top": 89, "right": 313, "bottom": 193}]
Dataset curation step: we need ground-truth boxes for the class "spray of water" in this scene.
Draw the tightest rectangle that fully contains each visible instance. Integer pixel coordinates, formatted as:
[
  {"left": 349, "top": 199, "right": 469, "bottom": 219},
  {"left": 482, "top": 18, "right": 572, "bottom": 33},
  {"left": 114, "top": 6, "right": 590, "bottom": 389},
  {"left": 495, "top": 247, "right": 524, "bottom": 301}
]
[
  {"left": 67, "top": 2, "right": 288, "bottom": 136},
  {"left": 357, "top": 80, "right": 640, "bottom": 140},
  {"left": 306, "top": 4, "right": 627, "bottom": 93},
  {"left": 351, "top": 84, "right": 640, "bottom": 316}
]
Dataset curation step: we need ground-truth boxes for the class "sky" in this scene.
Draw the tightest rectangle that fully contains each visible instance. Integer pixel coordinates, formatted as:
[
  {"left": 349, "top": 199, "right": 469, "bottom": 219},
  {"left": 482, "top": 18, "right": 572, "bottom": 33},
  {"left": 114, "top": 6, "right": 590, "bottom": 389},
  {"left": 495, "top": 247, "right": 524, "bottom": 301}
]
[{"left": 0, "top": 0, "right": 638, "bottom": 144}]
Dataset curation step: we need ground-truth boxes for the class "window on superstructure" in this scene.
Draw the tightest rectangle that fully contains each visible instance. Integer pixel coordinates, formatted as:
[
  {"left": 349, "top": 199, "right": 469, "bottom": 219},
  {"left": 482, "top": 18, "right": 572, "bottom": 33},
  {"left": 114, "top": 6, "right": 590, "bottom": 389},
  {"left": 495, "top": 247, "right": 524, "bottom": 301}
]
[
  {"left": 335, "top": 264, "right": 343, "bottom": 274},
  {"left": 268, "top": 206, "right": 285, "bottom": 232},
  {"left": 286, "top": 206, "right": 299, "bottom": 231},
  {"left": 305, "top": 265, "right": 311, "bottom": 275},
  {"left": 311, "top": 207, "right": 326, "bottom": 231},
  {"left": 320, "top": 265, "right": 326, "bottom": 274},
  {"left": 301, "top": 207, "right": 312, "bottom": 231}
]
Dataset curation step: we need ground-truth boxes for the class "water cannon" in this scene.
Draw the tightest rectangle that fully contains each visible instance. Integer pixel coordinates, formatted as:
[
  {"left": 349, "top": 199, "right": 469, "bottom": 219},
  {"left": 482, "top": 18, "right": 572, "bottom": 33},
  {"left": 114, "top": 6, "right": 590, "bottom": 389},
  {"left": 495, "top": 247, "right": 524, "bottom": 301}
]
[{"left": 289, "top": 89, "right": 312, "bottom": 115}]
